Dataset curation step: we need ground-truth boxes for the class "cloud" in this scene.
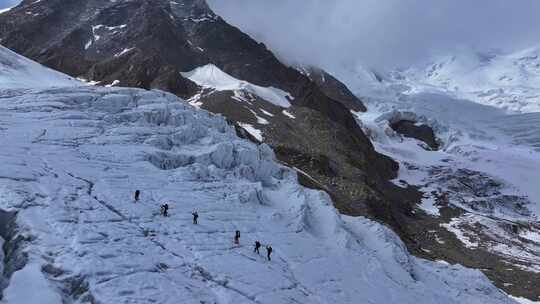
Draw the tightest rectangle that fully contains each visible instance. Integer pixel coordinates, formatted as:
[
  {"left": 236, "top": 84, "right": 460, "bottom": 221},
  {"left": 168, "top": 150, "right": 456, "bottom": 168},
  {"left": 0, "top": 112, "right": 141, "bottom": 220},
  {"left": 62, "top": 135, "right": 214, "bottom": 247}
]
[
  {"left": 208, "top": 0, "right": 540, "bottom": 70},
  {"left": 2, "top": 0, "right": 538, "bottom": 72}
]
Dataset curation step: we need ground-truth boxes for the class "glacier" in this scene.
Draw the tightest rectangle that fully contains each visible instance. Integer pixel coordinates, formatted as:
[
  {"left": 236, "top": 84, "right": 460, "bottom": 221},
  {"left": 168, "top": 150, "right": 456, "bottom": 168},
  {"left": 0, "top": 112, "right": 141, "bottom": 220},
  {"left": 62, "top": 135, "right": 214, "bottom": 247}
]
[
  {"left": 0, "top": 46, "right": 519, "bottom": 303},
  {"left": 326, "top": 52, "right": 540, "bottom": 298}
]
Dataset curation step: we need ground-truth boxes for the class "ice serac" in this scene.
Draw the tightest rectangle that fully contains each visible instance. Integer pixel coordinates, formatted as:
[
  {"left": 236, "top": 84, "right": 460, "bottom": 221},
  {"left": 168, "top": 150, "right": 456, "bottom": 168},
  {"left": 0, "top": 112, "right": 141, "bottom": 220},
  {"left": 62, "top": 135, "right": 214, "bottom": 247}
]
[
  {"left": 0, "top": 48, "right": 518, "bottom": 304},
  {"left": 0, "top": 0, "right": 407, "bottom": 236}
]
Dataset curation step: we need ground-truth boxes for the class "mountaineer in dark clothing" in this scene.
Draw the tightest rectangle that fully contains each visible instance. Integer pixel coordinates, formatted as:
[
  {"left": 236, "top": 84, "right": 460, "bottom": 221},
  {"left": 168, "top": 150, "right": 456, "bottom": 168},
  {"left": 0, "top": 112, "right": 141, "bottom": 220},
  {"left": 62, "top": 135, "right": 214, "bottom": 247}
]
[
  {"left": 134, "top": 190, "right": 140, "bottom": 202},
  {"left": 234, "top": 230, "right": 241, "bottom": 245},
  {"left": 266, "top": 245, "right": 273, "bottom": 261},
  {"left": 254, "top": 241, "right": 261, "bottom": 254},
  {"left": 160, "top": 204, "right": 169, "bottom": 217},
  {"left": 192, "top": 211, "right": 199, "bottom": 224}
]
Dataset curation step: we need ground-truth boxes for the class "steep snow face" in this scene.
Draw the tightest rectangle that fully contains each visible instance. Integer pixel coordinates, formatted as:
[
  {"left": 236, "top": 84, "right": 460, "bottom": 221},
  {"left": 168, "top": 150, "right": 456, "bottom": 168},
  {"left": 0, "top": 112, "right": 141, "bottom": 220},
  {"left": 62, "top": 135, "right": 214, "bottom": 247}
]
[
  {"left": 0, "top": 85, "right": 516, "bottom": 302},
  {"left": 391, "top": 47, "right": 540, "bottom": 113},
  {"left": 0, "top": 45, "right": 81, "bottom": 89},
  {"left": 181, "top": 64, "right": 293, "bottom": 108}
]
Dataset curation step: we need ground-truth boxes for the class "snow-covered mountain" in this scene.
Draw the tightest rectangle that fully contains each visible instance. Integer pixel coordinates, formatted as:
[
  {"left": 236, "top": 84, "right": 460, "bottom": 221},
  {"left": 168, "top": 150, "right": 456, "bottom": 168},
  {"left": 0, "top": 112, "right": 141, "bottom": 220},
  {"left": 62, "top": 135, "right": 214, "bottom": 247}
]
[
  {"left": 390, "top": 47, "right": 540, "bottom": 113},
  {"left": 322, "top": 48, "right": 540, "bottom": 302},
  {"left": 0, "top": 46, "right": 521, "bottom": 304},
  {"left": 0, "top": 0, "right": 403, "bottom": 243},
  {"left": 1, "top": 0, "right": 540, "bottom": 302}
]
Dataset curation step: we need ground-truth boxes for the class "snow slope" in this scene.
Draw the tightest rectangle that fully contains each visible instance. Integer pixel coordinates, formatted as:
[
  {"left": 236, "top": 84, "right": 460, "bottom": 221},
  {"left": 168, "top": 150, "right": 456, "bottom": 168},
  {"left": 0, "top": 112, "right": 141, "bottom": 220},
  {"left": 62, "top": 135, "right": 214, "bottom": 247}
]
[
  {"left": 0, "top": 50, "right": 518, "bottom": 303},
  {"left": 0, "top": 45, "right": 81, "bottom": 89},
  {"left": 325, "top": 46, "right": 540, "bottom": 220},
  {"left": 391, "top": 47, "right": 540, "bottom": 113},
  {"left": 181, "top": 64, "right": 293, "bottom": 108},
  {"left": 341, "top": 56, "right": 540, "bottom": 285},
  {"left": 352, "top": 85, "right": 540, "bottom": 220}
]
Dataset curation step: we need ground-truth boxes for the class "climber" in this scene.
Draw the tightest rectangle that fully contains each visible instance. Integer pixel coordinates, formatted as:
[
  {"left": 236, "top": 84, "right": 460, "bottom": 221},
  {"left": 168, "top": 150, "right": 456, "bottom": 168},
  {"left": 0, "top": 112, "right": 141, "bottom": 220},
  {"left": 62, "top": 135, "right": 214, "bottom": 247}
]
[
  {"left": 134, "top": 190, "right": 140, "bottom": 202},
  {"left": 192, "top": 211, "right": 199, "bottom": 224},
  {"left": 266, "top": 245, "right": 273, "bottom": 261},
  {"left": 254, "top": 241, "right": 261, "bottom": 254},
  {"left": 160, "top": 204, "right": 169, "bottom": 217},
  {"left": 234, "top": 230, "right": 241, "bottom": 245}
]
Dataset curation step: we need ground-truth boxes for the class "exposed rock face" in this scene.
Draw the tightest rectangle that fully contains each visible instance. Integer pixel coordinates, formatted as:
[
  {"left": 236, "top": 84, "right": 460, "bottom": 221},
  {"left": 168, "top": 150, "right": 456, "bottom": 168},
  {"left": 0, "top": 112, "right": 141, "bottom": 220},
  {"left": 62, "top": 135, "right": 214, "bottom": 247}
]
[
  {"left": 0, "top": 0, "right": 417, "bottom": 245},
  {"left": 296, "top": 65, "right": 367, "bottom": 112},
  {"left": 391, "top": 120, "right": 440, "bottom": 150},
  {"left": 399, "top": 162, "right": 540, "bottom": 301}
]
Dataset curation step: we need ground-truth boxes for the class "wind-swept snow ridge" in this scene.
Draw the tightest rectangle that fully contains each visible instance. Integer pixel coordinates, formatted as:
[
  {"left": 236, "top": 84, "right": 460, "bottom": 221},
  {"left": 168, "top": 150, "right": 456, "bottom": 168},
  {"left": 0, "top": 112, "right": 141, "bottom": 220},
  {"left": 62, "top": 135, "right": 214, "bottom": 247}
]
[
  {"left": 181, "top": 64, "right": 293, "bottom": 108},
  {"left": 0, "top": 45, "right": 81, "bottom": 89},
  {"left": 0, "top": 84, "right": 517, "bottom": 303}
]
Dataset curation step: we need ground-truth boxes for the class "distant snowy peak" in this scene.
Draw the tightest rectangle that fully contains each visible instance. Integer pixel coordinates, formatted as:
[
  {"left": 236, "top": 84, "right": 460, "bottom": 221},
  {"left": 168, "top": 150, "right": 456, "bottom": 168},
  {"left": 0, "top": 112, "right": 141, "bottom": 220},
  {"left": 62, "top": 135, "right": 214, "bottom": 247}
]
[
  {"left": 392, "top": 47, "right": 540, "bottom": 113},
  {"left": 0, "top": 45, "right": 81, "bottom": 89},
  {"left": 181, "top": 64, "right": 293, "bottom": 108}
]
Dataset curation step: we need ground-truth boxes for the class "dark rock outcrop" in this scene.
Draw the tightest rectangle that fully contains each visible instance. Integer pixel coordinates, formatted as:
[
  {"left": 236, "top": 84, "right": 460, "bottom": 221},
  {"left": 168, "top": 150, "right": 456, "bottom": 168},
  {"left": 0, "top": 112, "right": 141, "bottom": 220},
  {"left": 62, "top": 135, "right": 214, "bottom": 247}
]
[
  {"left": 391, "top": 120, "right": 439, "bottom": 150},
  {"left": 296, "top": 66, "right": 367, "bottom": 112}
]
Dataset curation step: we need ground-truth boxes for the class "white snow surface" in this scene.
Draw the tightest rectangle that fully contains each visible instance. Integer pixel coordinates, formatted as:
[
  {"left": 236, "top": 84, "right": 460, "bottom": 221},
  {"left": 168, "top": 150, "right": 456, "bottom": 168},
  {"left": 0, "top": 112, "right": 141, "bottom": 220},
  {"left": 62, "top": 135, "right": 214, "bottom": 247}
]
[
  {"left": 0, "top": 50, "right": 518, "bottom": 303},
  {"left": 390, "top": 47, "right": 540, "bottom": 113},
  {"left": 331, "top": 54, "right": 540, "bottom": 220},
  {"left": 352, "top": 90, "right": 540, "bottom": 219},
  {"left": 0, "top": 45, "right": 81, "bottom": 89},
  {"left": 181, "top": 64, "right": 293, "bottom": 108},
  {"left": 332, "top": 49, "right": 540, "bottom": 279}
]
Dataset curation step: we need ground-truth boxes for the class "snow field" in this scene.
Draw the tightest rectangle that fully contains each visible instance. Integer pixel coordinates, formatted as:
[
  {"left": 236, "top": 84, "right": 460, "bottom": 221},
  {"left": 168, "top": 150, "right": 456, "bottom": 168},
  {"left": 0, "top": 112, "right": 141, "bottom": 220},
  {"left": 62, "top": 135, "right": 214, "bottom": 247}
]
[{"left": 0, "top": 84, "right": 517, "bottom": 304}]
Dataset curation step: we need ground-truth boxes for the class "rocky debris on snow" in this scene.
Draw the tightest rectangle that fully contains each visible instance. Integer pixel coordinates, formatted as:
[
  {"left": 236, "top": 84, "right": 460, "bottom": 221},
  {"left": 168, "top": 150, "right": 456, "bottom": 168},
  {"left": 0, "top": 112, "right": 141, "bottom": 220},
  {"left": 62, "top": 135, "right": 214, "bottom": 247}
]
[
  {"left": 395, "top": 160, "right": 540, "bottom": 300},
  {"left": 424, "top": 166, "right": 533, "bottom": 218}
]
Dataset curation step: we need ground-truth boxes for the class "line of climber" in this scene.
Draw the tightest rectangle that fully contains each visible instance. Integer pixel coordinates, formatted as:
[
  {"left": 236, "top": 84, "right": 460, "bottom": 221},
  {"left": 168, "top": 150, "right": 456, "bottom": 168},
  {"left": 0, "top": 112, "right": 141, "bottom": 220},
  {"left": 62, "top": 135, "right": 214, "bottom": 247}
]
[{"left": 134, "top": 190, "right": 273, "bottom": 261}]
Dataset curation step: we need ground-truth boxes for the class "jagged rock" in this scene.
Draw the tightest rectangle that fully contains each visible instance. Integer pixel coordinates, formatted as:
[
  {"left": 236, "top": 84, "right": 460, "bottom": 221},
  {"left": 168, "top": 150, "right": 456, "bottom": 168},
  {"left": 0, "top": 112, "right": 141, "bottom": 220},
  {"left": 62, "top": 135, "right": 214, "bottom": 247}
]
[
  {"left": 391, "top": 120, "right": 440, "bottom": 150},
  {"left": 296, "top": 65, "right": 367, "bottom": 112}
]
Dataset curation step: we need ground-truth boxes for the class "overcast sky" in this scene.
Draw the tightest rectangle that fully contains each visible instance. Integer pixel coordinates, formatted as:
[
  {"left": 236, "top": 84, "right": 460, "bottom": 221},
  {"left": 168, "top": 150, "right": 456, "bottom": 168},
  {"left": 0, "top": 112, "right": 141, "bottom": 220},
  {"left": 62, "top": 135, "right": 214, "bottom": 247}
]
[
  {"left": 2, "top": 0, "right": 539, "bottom": 71},
  {"left": 208, "top": 0, "right": 540, "bottom": 70}
]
